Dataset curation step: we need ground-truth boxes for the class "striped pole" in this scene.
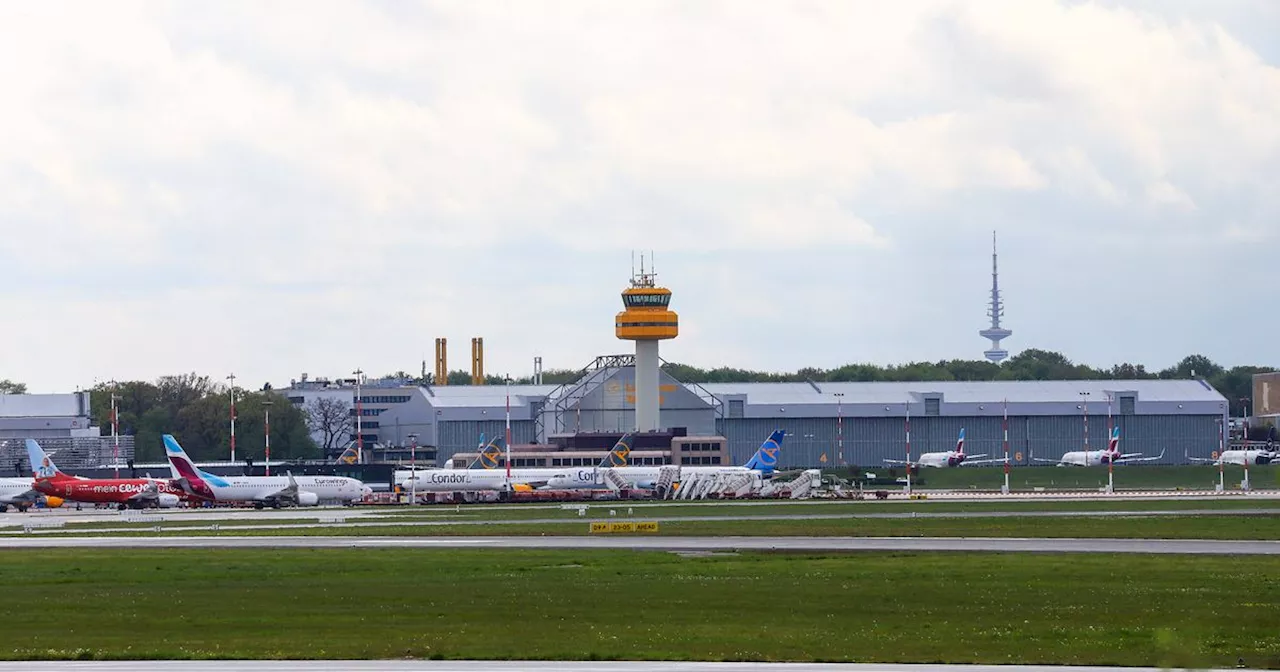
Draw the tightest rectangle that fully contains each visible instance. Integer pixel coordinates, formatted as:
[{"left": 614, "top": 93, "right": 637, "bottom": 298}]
[
  {"left": 905, "top": 401, "right": 912, "bottom": 494},
  {"left": 1002, "top": 399, "right": 1010, "bottom": 493}
]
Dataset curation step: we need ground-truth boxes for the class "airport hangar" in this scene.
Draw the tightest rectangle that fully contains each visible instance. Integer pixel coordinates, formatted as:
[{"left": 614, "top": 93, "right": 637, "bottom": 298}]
[{"left": 282, "top": 357, "right": 1228, "bottom": 468}]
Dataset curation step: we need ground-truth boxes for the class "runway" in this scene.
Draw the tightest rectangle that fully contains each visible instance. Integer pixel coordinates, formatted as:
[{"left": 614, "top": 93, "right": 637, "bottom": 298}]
[
  {"left": 0, "top": 662, "right": 1260, "bottom": 671},
  {"left": 0, "top": 534, "right": 1276, "bottom": 554}
]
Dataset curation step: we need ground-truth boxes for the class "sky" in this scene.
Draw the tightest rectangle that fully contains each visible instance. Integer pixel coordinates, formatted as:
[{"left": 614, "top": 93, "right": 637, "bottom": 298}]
[{"left": 1, "top": 0, "right": 1278, "bottom": 393}]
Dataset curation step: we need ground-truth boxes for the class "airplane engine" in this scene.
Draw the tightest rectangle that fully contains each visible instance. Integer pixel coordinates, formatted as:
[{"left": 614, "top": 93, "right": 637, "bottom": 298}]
[
  {"left": 296, "top": 491, "right": 320, "bottom": 507},
  {"left": 157, "top": 494, "right": 181, "bottom": 508},
  {"left": 44, "top": 496, "right": 64, "bottom": 508}
]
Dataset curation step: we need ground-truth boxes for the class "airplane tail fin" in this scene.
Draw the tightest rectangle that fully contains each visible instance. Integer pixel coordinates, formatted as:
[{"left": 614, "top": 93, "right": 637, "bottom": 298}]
[
  {"left": 744, "top": 430, "right": 786, "bottom": 474},
  {"left": 26, "top": 439, "right": 70, "bottom": 481},
  {"left": 1108, "top": 427, "right": 1120, "bottom": 452},
  {"left": 472, "top": 435, "right": 506, "bottom": 469},
  {"left": 956, "top": 428, "right": 966, "bottom": 454},
  {"left": 598, "top": 433, "right": 635, "bottom": 468},
  {"left": 336, "top": 445, "right": 360, "bottom": 465},
  {"left": 163, "top": 435, "right": 209, "bottom": 487}
]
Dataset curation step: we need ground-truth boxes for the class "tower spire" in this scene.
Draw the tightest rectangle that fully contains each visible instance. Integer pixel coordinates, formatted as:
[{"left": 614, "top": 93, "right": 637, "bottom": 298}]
[{"left": 979, "top": 231, "right": 1012, "bottom": 362}]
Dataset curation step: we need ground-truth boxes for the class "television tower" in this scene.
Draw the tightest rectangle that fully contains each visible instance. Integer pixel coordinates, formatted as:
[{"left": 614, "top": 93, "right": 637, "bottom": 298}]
[
  {"left": 979, "top": 231, "right": 1012, "bottom": 363},
  {"left": 615, "top": 254, "right": 678, "bottom": 432}
]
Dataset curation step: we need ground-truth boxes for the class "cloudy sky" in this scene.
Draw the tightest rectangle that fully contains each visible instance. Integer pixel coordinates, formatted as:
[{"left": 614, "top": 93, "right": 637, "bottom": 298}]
[{"left": 1, "top": 0, "right": 1277, "bottom": 392}]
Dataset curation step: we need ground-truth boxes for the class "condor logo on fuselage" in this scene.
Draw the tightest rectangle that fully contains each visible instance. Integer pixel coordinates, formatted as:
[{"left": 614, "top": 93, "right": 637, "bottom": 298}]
[{"left": 428, "top": 472, "right": 473, "bottom": 485}]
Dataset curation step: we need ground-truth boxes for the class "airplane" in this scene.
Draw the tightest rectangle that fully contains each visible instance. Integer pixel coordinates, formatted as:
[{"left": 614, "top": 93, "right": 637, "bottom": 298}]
[
  {"left": 1031, "top": 428, "right": 1165, "bottom": 466},
  {"left": 164, "top": 434, "right": 369, "bottom": 508},
  {"left": 1187, "top": 448, "right": 1279, "bottom": 466},
  {"left": 26, "top": 439, "right": 187, "bottom": 510},
  {"left": 882, "top": 428, "right": 1000, "bottom": 468},
  {"left": 397, "top": 430, "right": 787, "bottom": 493},
  {"left": 0, "top": 477, "right": 48, "bottom": 512}
]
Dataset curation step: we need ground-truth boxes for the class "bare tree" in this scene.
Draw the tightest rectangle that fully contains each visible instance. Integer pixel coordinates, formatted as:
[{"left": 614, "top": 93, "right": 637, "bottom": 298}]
[{"left": 304, "top": 397, "right": 351, "bottom": 454}]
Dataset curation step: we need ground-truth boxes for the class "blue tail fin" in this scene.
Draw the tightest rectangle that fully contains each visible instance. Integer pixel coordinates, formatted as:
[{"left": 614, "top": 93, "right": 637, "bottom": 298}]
[
  {"left": 597, "top": 433, "right": 635, "bottom": 468},
  {"left": 956, "top": 428, "right": 966, "bottom": 453},
  {"left": 472, "top": 435, "right": 505, "bottom": 469},
  {"left": 744, "top": 430, "right": 785, "bottom": 473}
]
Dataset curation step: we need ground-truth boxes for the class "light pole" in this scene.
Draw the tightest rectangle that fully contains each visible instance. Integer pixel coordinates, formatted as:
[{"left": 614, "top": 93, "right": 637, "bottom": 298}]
[
  {"left": 226, "top": 373, "right": 237, "bottom": 462},
  {"left": 834, "top": 393, "right": 844, "bottom": 468},
  {"left": 504, "top": 376, "right": 513, "bottom": 487},
  {"left": 1079, "top": 391, "right": 1090, "bottom": 467},
  {"left": 1240, "top": 397, "right": 1251, "bottom": 491},
  {"left": 904, "top": 400, "right": 912, "bottom": 495},
  {"left": 1105, "top": 392, "right": 1113, "bottom": 493},
  {"left": 263, "top": 399, "right": 272, "bottom": 476},
  {"left": 407, "top": 432, "right": 418, "bottom": 505},
  {"left": 110, "top": 382, "right": 121, "bottom": 479},
  {"left": 1002, "top": 398, "right": 1010, "bottom": 495},
  {"left": 353, "top": 369, "right": 364, "bottom": 463},
  {"left": 1216, "top": 417, "right": 1225, "bottom": 493}
]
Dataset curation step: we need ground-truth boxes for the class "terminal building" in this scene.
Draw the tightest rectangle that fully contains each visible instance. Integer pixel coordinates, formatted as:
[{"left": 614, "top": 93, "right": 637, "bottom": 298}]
[{"left": 280, "top": 359, "right": 1228, "bottom": 468}]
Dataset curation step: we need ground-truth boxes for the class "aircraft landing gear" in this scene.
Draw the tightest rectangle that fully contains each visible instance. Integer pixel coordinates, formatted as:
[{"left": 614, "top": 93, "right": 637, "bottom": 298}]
[{"left": 254, "top": 502, "right": 265, "bottom": 510}]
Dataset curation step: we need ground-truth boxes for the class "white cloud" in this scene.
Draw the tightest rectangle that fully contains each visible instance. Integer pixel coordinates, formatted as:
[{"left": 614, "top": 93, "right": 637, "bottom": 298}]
[{"left": 0, "top": 0, "right": 1276, "bottom": 390}]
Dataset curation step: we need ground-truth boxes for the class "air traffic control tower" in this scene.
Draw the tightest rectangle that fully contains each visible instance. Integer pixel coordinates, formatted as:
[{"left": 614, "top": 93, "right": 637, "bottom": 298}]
[{"left": 615, "top": 259, "right": 678, "bottom": 432}]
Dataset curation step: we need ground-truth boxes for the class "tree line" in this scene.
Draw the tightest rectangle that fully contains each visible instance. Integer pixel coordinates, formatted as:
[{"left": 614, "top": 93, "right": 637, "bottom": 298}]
[{"left": 85, "top": 375, "right": 318, "bottom": 463}]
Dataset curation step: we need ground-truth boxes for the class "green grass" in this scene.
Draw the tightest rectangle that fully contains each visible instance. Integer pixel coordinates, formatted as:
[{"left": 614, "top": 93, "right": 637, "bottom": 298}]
[
  {"left": 879, "top": 464, "right": 1280, "bottom": 491},
  {"left": 70, "top": 511, "right": 1280, "bottom": 539},
  {"left": 1, "top": 549, "right": 1277, "bottom": 666}
]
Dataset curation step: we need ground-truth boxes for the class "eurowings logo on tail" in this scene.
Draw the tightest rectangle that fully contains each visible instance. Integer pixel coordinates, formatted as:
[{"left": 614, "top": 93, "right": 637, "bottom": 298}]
[
  {"left": 744, "top": 430, "right": 786, "bottom": 473},
  {"left": 1107, "top": 427, "right": 1120, "bottom": 453},
  {"left": 162, "top": 434, "right": 225, "bottom": 498},
  {"left": 955, "top": 428, "right": 966, "bottom": 454}
]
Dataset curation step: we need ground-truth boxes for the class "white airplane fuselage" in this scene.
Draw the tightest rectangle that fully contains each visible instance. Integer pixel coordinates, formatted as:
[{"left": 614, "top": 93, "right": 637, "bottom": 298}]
[
  {"left": 400, "top": 465, "right": 764, "bottom": 492},
  {"left": 0, "top": 479, "right": 36, "bottom": 509},
  {"left": 1056, "top": 450, "right": 1119, "bottom": 466},
  {"left": 914, "top": 451, "right": 969, "bottom": 467},
  {"left": 1215, "top": 450, "right": 1277, "bottom": 466},
  {"left": 197, "top": 475, "right": 365, "bottom": 505}
]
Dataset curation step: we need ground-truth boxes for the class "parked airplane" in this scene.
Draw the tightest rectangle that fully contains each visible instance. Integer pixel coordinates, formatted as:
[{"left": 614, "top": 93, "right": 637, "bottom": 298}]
[
  {"left": 26, "top": 439, "right": 187, "bottom": 510},
  {"left": 398, "top": 430, "right": 786, "bottom": 493},
  {"left": 1032, "top": 428, "right": 1164, "bottom": 466},
  {"left": 882, "top": 429, "right": 999, "bottom": 468},
  {"left": 164, "top": 435, "right": 368, "bottom": 508},
  {"left": 0, "top": 477, "right": 44, "bottom": 512},
  {"left": 1188, "top": 448, "right": 1278, "bottom": 466}
]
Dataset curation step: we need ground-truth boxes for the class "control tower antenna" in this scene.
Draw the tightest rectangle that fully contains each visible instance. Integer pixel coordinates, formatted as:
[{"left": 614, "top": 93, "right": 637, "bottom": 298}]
[
  {"left": 616, "top": 253, "right": 678, "bottom": 432},
  {"left": 979, "top": 231, "right": 1012, "bottom": 363}
]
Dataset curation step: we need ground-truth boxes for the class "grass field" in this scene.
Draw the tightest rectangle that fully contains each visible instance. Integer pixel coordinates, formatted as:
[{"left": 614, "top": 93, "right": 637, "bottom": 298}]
[
  {"left": 876, "top": 464, "right": 1280, "bottom": 491},
  {"left": 72, "top": 511, "right": 1280, "bottom": 539},
  {"left": 2, "top": 549, "right": 1277, "bottom": 666}
]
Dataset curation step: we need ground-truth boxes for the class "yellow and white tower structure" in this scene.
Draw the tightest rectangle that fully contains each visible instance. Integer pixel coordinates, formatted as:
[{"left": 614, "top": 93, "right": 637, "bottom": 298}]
[{"left": 615, "top": 257, "right": 677, "bottom": 432}]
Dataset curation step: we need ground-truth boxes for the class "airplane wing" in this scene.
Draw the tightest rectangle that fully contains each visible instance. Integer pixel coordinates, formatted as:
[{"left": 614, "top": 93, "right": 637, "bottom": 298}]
[
  {"left": 882, "top": 458, "right": 914, "bottom": 466},
  {"left": 1030, "top": 457, "right": 1062, "bottom": 463},
  {"left": 255, "top": 472, "right": 302, "bottom": 503},
  {"left": 963, "top": 453, "right": 988, "bottom": 459},
  {"left": 1117, "top": 450, "right": 1165, "bottom": 463},
  {"left": 1186, "top": 456, "right": 1220, "bottom": 463},
  {"left": 959, "top": 456, "right": 1007, "bottom": 466},
  {"left": 126, "top": 481, "right": 161, "bottom": 502}
]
